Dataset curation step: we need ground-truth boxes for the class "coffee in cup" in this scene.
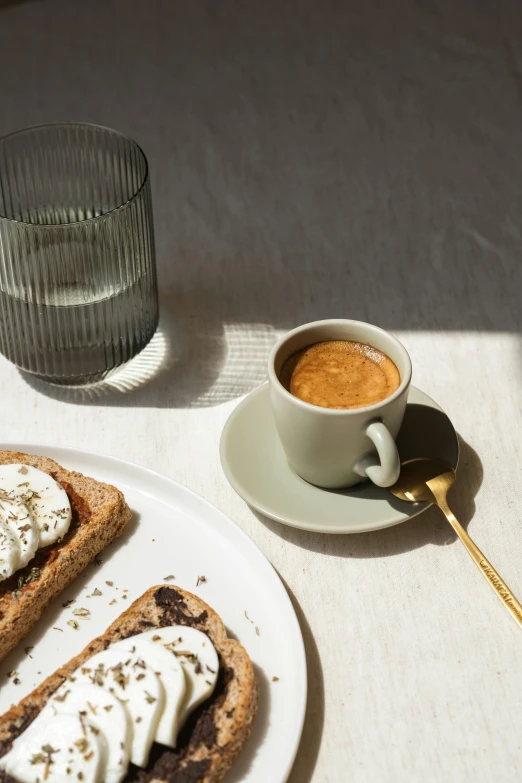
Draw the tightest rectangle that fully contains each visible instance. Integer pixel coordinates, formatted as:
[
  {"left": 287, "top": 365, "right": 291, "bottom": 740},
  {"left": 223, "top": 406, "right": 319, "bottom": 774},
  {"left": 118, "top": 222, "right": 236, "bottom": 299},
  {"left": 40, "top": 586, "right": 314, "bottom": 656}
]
[
  {"left": 279, "top": 340, "right": 400, "bottom": 410},
  {"left": 268, "top": 320, "right": 412, "bottom": 488}
]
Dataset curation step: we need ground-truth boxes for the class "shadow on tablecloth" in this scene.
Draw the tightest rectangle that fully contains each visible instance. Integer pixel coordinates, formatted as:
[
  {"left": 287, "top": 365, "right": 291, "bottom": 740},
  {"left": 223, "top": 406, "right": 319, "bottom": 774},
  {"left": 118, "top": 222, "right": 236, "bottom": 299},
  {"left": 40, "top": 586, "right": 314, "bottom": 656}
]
[
  {"left": 277, "top": 576, "right": 325, "bottom": 783},
  {"left": 253, "top": 436, "right": 483, "bottom": 557}
]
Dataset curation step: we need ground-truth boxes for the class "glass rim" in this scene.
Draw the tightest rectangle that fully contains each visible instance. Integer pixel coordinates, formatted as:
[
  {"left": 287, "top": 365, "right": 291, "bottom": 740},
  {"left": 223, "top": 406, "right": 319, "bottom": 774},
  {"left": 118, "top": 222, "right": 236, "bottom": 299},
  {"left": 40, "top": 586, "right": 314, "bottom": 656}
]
[{"left": 0, "top": 121, "right": 150, "bottom": 228}]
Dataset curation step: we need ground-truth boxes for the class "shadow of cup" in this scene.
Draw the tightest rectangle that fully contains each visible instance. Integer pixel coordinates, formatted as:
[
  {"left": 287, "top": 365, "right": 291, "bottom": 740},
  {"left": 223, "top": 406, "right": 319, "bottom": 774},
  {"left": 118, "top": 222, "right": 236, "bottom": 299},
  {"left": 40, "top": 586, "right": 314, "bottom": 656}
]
[{"left": 253, "top": 422, "right": 483, "bottom": 560}]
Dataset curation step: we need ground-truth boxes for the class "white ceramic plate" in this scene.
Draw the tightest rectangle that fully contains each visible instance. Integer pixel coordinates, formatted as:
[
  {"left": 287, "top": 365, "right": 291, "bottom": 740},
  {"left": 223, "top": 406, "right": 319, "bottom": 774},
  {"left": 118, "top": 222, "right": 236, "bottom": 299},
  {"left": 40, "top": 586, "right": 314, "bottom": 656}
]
[{"left": 0, "top": 443, "right": 306, "bottom": 783}]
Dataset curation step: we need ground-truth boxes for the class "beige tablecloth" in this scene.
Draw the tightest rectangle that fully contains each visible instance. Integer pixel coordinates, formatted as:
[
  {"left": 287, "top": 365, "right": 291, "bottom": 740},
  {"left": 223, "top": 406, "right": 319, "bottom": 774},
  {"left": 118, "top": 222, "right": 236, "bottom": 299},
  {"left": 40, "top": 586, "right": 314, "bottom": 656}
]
[{"left": 1, "top": 1, "right": 521, "bottom": 780}]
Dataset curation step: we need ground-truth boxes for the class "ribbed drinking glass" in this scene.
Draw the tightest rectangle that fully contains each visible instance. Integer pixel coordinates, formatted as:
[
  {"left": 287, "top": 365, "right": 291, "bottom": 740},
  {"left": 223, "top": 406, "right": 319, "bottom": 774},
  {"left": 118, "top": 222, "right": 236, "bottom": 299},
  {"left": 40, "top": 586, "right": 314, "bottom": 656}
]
[{"left": 0, "top": 123, "right": 159, "bottom": 386}]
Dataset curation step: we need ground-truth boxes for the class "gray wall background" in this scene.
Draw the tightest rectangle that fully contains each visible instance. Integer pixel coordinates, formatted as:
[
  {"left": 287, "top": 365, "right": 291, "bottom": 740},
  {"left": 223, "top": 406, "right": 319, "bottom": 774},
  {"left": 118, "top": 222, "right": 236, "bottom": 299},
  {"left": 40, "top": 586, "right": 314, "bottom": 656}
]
[
  {"left": 1, "top": 0, "right": 520, "bottom": 332},
  {"left": 2, "top": 0, "right": 521, "bottom": 408}
]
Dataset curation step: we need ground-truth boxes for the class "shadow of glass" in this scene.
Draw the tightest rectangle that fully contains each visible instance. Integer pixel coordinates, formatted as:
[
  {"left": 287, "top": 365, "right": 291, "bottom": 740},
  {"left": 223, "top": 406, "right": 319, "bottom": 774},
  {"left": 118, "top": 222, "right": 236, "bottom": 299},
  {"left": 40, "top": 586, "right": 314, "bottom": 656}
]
[
  {"left": 280, "top": 576, "right": 324, "bottom": 783},
  {"left": 253, "top": 436, "right": 482, "bottom": 558},
  {"left": 18, "top": 291, "right": 277, "bottom": 409}
]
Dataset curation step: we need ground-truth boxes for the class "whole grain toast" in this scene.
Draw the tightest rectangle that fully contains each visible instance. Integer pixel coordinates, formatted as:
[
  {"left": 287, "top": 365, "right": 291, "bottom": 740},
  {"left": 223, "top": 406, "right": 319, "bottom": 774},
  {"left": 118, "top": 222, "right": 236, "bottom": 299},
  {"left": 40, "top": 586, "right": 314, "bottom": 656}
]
[
  {"left": 0, "top": 585, "right": 259, "bottom": 783},
  {"left": 0, "top": 449, "right": 131, "bottom": 662}
]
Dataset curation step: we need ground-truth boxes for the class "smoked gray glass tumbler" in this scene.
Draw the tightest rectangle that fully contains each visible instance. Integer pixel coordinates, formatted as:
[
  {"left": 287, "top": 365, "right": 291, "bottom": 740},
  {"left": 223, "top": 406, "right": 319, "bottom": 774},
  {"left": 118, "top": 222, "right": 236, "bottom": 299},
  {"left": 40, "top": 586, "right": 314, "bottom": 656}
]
[{"left": 0, "top": 123, "right": 159, "bottom": 385}]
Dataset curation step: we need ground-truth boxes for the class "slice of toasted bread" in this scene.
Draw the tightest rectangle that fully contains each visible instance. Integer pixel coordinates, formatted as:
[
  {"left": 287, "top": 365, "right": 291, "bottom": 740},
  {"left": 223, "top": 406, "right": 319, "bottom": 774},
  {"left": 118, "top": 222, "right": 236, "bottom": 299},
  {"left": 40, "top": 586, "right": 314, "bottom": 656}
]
[
  {"left": 0, "top": 449, "right": 131, "bottom": 662},
  {"left": 0, "top": 585, "right": 258, "bottom": 783}
]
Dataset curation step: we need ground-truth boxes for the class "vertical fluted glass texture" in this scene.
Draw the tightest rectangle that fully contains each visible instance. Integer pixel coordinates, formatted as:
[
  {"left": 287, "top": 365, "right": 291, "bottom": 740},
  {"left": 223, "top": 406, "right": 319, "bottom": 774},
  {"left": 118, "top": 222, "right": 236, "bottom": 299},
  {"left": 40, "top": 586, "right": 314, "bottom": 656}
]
[{"left": 0, "top": 123, "right": 159, "bottom": 385}]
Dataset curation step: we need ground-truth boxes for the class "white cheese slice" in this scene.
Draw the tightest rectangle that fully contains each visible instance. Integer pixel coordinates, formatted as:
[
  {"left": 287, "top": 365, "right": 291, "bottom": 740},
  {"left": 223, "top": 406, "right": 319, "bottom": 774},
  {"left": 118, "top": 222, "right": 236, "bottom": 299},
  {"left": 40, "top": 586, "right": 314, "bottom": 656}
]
[
  {"left": 0, "top": 713, "right": 106, "bottom": 783},
  {"left": 72, "top": 648, "right": 165, "bottom": 768},
  {"left": 0, "top": 519, "right": 21, "bottom": 580},
  {"left": 0, "top": 464, "right": 72, "bottom": 546},
  {"left": 44, "top": 682, "right": 132, "bottom": 783},
  {"left": 0, "top": 494, "right": 39, "bottom": 570},
  {"left": 111, "top": 635, "right": 186, "bottom": 747},
  {"left": 137, "top": 626, "right": 219, "bottom": 723}
]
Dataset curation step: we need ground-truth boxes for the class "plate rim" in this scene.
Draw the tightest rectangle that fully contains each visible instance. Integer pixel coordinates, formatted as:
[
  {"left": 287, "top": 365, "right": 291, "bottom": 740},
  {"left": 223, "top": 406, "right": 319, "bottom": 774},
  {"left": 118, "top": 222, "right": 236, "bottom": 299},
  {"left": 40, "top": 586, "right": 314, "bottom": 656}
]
[
  {"left": 220, "top": 383, "right": 459, "bottom": 534},
  {"left": 0, "top": 441, "right": 307, "bottom": 783}
]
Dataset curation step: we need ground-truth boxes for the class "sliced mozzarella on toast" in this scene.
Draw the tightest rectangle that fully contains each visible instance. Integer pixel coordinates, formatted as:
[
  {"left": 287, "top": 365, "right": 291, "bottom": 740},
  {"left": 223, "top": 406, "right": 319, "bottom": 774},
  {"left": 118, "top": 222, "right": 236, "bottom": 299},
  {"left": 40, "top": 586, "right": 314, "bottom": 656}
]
[
  {"left": 0, "top": 519, "right": 21, "bottom": 580},
  {"left": 45, "top": 682, "right": 132, "bottom": 783},
  {"left": 138, "top": 626, "right": 219, "bottom": 722},
  {"left": 72, "top": 648, "right": 164, "bottom": 768},
  {"left": 111, "top": 635, "right": 186, "bottom": 747},
  {"left": 0, "top": 464, "right": 71, "bottom": 546},
  {"left": 0, "top": 494, "right": 39, "bottom": 570},
  {"left": 0, "top": 713, "right": 106, "bottom": 783}
]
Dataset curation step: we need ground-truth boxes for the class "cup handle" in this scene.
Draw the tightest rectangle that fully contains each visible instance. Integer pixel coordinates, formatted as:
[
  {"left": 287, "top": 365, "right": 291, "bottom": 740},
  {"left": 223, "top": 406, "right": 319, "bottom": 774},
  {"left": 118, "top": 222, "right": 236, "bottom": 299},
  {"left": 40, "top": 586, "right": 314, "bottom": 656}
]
[{"left": 354, "top": 421, "right": 401, "bottom": 487}]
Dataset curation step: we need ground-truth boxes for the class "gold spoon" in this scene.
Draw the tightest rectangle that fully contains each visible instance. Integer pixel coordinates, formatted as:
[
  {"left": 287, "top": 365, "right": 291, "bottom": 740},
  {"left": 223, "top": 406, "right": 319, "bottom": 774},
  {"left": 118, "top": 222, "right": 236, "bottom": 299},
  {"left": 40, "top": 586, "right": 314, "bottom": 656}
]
[{"left": 390, "top": 457, "right": 522, "bottom": 630}]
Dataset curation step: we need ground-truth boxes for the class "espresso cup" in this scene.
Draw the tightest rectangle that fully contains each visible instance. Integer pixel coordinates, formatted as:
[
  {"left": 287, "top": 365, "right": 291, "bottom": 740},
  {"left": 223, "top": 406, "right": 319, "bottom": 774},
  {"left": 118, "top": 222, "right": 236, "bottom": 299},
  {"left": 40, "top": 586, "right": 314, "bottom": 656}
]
[{"left": 268, "top": 319, "right": 412, "bottom": 489}]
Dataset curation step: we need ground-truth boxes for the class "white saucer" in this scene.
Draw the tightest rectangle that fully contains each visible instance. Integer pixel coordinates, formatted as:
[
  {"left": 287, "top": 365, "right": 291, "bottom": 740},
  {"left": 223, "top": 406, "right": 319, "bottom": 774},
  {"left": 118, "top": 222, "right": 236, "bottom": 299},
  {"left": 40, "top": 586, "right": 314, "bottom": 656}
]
[{"left": 220, "top": 384, "right": 459, "bottom": 534}]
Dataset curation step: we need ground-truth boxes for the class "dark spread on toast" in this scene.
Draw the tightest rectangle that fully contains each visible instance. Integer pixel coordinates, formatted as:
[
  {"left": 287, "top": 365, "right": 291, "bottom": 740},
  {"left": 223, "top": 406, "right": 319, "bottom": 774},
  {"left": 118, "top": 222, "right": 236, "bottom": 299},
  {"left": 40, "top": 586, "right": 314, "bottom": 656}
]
[
  {"left": 125, "top": 588, "right": 235, "bottom": 782},
  {"left": 127, "top": 758, "right": 211, "bottom": 783},
  {"left": 53, "top": 476, "right": 91, "bottom": 526},
  {"left": 0, "top": 708, "right": 38, "bottom": 782},
  {"left": 153, "top": 587, "right": 209, "bottom": 627},
  {"left": 126, "top": 663, "right": 233, "bottom": 782},
  {"left": 0, "top": 707, "right": 38, "bottom": 758}
]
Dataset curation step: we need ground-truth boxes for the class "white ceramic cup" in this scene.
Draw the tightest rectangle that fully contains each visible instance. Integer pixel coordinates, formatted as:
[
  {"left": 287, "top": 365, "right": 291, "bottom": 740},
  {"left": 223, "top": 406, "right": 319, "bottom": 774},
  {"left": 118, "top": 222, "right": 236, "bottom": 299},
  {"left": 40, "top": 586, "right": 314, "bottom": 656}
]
[{"left": 268, "top": 319, "right": 412, "bottom": 489}]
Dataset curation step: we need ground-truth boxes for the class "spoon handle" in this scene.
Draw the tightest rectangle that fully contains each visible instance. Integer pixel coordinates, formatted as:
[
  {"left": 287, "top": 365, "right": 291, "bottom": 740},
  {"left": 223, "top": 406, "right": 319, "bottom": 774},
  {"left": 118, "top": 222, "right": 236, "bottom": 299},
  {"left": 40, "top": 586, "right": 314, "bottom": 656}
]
[{"left": 437, "top": 499, "right": 522, "bottom": 630}]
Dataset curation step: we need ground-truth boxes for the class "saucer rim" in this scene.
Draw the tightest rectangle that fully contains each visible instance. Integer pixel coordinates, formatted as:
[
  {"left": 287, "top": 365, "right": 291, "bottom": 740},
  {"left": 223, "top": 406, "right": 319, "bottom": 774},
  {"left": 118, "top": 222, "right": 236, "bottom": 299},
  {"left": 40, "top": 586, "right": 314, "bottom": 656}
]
[{"left": 220, "top": 383, "right": 459, "bottom": 534}]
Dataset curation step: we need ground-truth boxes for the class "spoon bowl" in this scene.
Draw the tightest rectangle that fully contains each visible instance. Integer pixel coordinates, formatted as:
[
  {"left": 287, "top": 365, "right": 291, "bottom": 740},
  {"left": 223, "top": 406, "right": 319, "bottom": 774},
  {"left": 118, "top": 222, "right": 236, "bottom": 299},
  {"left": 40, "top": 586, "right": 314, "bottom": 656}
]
[
  {"left": 389, "top": 457, "right": 522, "bottom": 630},
  {"left": 390, "top": 457, "right": 455, "bottom": 504}
]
